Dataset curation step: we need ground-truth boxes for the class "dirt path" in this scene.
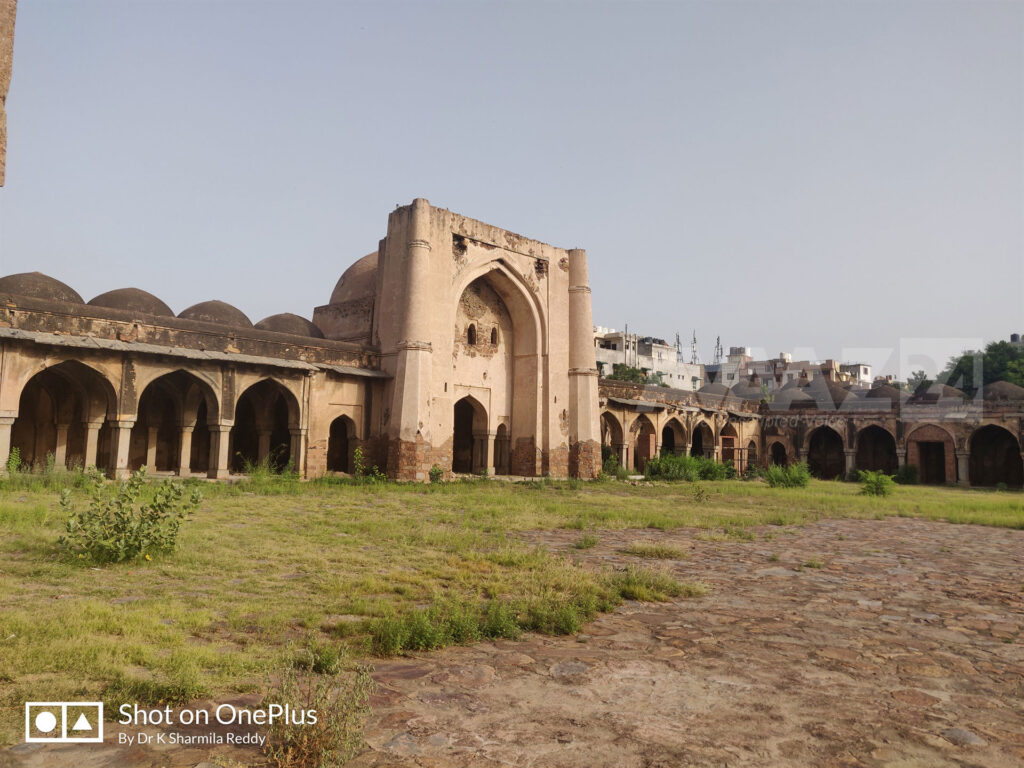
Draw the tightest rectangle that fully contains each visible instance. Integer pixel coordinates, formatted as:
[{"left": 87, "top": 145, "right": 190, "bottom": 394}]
[{"left": 5, "top": 518, "right": 1024, "bottom": 767}]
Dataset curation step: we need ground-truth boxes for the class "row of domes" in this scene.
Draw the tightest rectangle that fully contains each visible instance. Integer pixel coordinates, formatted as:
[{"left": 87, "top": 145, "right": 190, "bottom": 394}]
[
  {"left": 697, "top": 375, "right": 1024, "bottom": 407},
  {"left": 0, "top": 272, "right": 324, "bottom": 338}
]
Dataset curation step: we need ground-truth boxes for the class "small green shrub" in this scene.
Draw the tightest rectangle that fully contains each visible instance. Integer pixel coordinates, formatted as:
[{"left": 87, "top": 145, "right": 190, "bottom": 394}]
[
  {"left": 894, "top": 464, "right": 918, "bottom": 485},
  {"left": 293, "top": 639, "right": 344, "bottom": 675},
  {"left": 428, "top": 464, "right": 444, "bottom": 483},
  {"left": 609, "top": 565, "right": 704, "bottom": 601},
  {"left": 643, "top": 453, "right": 733, "bottom": 482},
  {"left": 573, "top": 533, "right": 599, "bottom": 549},
  {"left": 481, "top": 600, "right": 521, "bottom": 640},
  {"left": 263, "top": 651, "right": 374, "bottom": 768},
  {"left": 5, "top": 446, "right": 21, "bottom": 475},
  {"left": 614, "top": 464, "right": 630, "bottom": 481},
  {"left": 764, "top": 462, "right": 811, "bottom": 488},
  {"left": 602, "top": 452, "right": 622, "bottom": 476},
  {"left": 58, "top": 468, "right": 202, "bottom": 564},
  {"left": 859, "top": 469, "right": 895, "bottom": 497}
]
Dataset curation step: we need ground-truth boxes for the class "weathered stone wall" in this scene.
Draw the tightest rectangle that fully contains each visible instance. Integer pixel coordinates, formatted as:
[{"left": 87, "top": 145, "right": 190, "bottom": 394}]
[{"left": 0, "top": 1, "right": 15, "bottom": 186}]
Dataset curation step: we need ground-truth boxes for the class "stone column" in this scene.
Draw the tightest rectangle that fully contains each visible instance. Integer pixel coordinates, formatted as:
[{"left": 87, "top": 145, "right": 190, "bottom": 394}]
[
  {"left": 83, "top": 421, "right": 103, "bottom": 469},
  {"left": 619, "top": 442, "right": 630, "bottom": 471},
  {"left": 177, "top": 426, "right": 193, "bottom": 476},
  {"left": 290, "top": 428, "right": 306, "bottom": 475},
  {"left": 844, "top": 449, "right": 856, "bottom": 477},
  {"left": 109, "top": 421, "right": 134, "bottom": 479},
  {"left": 896, "top": 448, "right": 906, "bottom": 468},
  {"left": 54, "top": 424, "right": 70, "bottom": 469},
  {"left": 0, "top": 416, "right": 14, "bottom": 473},
  {"left": 256, "top": 430, "right": 271, "bottom": 464},
  {"left": 484, "top": 432, "right": 496, "bottom": 475},
  {"left": 956, "top": 451, "right": 970, "bottom": 487},
  {"left": 208, "top": 425, "right": 231, "bottom": 479},
  {"left": 146, "top": 427, "right": 159, "bottom": 470}
]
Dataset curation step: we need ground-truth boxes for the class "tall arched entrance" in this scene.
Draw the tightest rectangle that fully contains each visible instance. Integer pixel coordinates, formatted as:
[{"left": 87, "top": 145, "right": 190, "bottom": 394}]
[
  {"left": 661, "top": 418, "right": 685, "bottom": 457},
  {"left": 969, "top": 425, "right": 1023, "bottom": 487},
  {"left": 691, "top": 422, "right": 713, "bottom": 458},
  {"left": 453, "top": 396, "right": 487, "bottom": 474},
  {"left": 770, "top": 441, "right": 787, "bottom": 467},
  {"left": 632, "top": 415, "right": 656, "bottom": 471},
  {"left": 807, "top": 426, "right": 844, "bottom": 479},
  {"left": 855, "top": 425, "right": 897, "bottom": 475},
  {"left": 10, "top": 361, "right": 116, "bottom": 472},
  {"left": 231, "top": 380, "right": 299, "bottom": 473},
  {"left": 327, "top": 415, "right": 356, "bottom": 473}
]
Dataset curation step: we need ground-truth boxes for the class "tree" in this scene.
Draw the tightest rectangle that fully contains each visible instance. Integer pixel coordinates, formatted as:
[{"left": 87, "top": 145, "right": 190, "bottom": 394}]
[
  {"left": 605, "top": 364, "right": 647, "bottom": 384},
  {"left": 903, "top": 370, "right": 929, "bottom": 392},
  {"left": 939, "top": 341, "right": 1024, "bottom": 396}
]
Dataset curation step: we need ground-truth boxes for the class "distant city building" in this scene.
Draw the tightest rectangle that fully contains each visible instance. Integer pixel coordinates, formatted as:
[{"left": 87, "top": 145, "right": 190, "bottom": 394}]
[{"left": 593, "top": 327, "right": 704, "bottom": 391}]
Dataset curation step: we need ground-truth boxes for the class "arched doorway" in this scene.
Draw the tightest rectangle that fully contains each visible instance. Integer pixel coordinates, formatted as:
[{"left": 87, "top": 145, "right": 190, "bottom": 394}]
[
  {"left": 601, "top": 411, "right": 624, "bottom": 466},
  {"left": 632, "top": 415, "right": 656, "bottom": 471},
  {"left": 906, "top": 425, "right": 955, "bottom": 484},
  {"left": 231, "top": 380, "right": 298, "bottom": 473},
  {"left": 130, "top": 371, "right": 219, "bottom": 475},
  {"left": 327, "top": 415, "right": 356, "bottom": 472},
  {"left": 855, "top": 425, "right": 897, "bottom": 475},
  {"left": 661, "top": 418, "right": 685, "bottom": 457},
  {"left": 747, "top": 441, "right": 757, "bottom": 467},
  {"left": 453, "top": 396, "right": 487, "bottom": 474},
  {"left": 807, "top": 427, "right": 844, "bottom": 479},
  {"left": 10, "top": 361, "right": 116, "bottom": 472},
  {"left": 494, "top": 423, "right": 510, "bottom": 475},
  {"left": 691, "top": 421, "right": 713, "bottom": 458},
  {"left": 720, "top": 423, "right": 737, "bottom": 464},
  {"left": 770, "top": 441, "right": 787, "bottom": 467},
  {"left": 969, "top": 425, "right": 1023, "bottom": 487}
]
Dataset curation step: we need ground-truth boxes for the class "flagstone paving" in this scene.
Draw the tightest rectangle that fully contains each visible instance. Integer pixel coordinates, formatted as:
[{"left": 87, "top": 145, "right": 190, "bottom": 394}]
[{"left": 4, "top": 518, "right": 1023, "bottom": 767}]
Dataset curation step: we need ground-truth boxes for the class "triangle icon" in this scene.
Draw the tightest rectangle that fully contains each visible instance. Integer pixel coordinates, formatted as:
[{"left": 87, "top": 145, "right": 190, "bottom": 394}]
[{"left": 72, "top": 713, "right": 92, "bottom": 731}]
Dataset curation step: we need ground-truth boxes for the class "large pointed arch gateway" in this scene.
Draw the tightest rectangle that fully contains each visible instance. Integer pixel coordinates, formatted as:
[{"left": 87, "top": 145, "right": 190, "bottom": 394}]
[
  {"left": 807, "top": 426, "right": 844, "bottom": 479},
  {"left": 230, "top": 379, "right": 300, "bottom": 473},
  {"left": 452, "top": 394, "right": 488, "bottom": 473}
]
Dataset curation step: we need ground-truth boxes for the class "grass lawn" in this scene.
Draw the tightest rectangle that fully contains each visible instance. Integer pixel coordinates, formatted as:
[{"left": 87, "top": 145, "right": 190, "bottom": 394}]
[{"left": 1, "top": 473, "right": 1023, "bottom": 744}]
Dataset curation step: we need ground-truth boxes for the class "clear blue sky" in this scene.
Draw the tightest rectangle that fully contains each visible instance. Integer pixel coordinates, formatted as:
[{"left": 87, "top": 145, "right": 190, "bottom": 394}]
[{"left": 1, "top": 1, "right": 1020, "bottom": 376}]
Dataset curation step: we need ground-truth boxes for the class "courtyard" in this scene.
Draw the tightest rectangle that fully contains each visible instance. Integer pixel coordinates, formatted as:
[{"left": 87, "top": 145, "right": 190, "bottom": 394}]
[{"left": 1, "top": 477, "right": 1023, "bottom": 766}]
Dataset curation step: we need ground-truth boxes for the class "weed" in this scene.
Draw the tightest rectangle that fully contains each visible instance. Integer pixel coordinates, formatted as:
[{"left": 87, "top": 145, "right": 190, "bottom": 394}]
[
  {"left": 573, "top": 533, "right": 599, "bottom": 549},
  {"left": 428, "top": 464, "right": 444, "bottom": 484},
  {"left": 764, "top": 462, "right": 811, "bottom": 488},
  {"left": 620, "top": 541, "right": 685, "bottom": 559},
  {"left": 803, "top": 558, "right": 824, "bottom": 569},
  {"left": 859, "top": 470, "right": 895, "bottom": 497},
  {"left": 768, "top": 552, "right": 780, "bottom": 562}
]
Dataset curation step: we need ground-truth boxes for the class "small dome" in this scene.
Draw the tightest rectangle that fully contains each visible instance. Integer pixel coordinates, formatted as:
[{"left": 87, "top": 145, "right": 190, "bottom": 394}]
[
  {"left": 804, "top": 377, "right": 854, "bottom": 409},
  {"left": 909, "top": 381, "right": 965, "bottom": 404},
  {"left": 178, "top": 300, "right": 252, "bottom": 328},
  {"left": 0, "top": 271, "right": 83, "bottom": 304},
  {"left": 730, "top": 382, "right": 763, "bottom": 401},
  {"left": 982, "top": 381, "right": 1024, "bottom": 401},
  {"left": 88, "top": 287, "right": 174, "bottom": 317},
  {"left": 769, "top": 387, "right": 815, "bottom": 410},
  {"left": 255, "top": 313, "right": 325, "bottom": 338},
  {"left": 329, "top": 252, "right": 378, "bottom": 304},
  {"left": 865, "top": 384, "right": 906, "bottom": 406},
  {"left": 698, "top": 382, "right": 730, "bottom": 396}
]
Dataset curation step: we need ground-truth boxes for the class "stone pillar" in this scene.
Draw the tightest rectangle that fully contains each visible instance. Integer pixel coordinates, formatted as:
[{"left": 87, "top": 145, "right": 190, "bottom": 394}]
[
  {"left": 257, "top": 430, "right": 271, "bottom": 463},
  {"left": 956, "top": 451, "right": 970, "bottom": 487},
  {"left": 54, "top": 424, "right": 70, "bottom": 469},
  {"left": 844, "top": 449, "right": 856, "bottom": 477},
  {"left": 177, "top": 426, "right": 193, "bottom": 476},
  {"left": 290, "top": 428, "right": 306, "bottom": 476},
  {"left": 208, "top": 425, "right": 231, "bottom": 479},
  {"left": 0, "top": 416, "right": 14, "bottom": 473},
  {"left": 618, "top": 442, "right": 629, "bottom": 471},
  {"left": 109, "top": 421, "right": 134, "bottom": 479},
  {"left": 146, "top": 426, "right": 159, "bottom": 470},
  {"left": 83, "top": 421, "right": 103, "bottom": 469},
  {"left": 567, "top": 248, "right": 601, "bottom": 478},
  {"left": 896, "top": 449, "right": 906, "bottom": 468},
  {"left": 389, "top": 198, "right": 434, "bottom": 481},
  {"left": 483, "top": 432, "right": 495, "bottom": 475}
]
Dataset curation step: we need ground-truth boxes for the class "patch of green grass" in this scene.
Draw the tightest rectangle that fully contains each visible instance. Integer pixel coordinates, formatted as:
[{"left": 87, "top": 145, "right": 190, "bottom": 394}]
[
  {"left": 620, "top": 541, "right": 686, "bottom": 559},
  {"left": 803, "top": 558, "right": 825, "bottom": 569},
  {"left": 1, "top": 475, "right": 1023, "bottom": 742},
  {"left": 573, "top": 533, "right": 600, "bottom": 549}
]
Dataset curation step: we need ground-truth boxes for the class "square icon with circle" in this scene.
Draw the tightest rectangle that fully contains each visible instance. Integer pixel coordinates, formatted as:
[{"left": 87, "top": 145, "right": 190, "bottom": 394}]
[{"left": 25, "top": 702, "right": 103, "bottom": 743}]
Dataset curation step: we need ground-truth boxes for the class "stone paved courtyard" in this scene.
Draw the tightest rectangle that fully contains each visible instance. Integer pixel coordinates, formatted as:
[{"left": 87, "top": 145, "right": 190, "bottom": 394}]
[{"left": 5, "top": 517, "right": 1024, "bottom": 768}]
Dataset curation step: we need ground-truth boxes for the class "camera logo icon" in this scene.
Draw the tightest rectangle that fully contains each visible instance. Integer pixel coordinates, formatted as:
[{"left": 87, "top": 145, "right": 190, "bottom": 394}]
[{"left": 25, "top": 702, "right": 104, "bottom": 743}]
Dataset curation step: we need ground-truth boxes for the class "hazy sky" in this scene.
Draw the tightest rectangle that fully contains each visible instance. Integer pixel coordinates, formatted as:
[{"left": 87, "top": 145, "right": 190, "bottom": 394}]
[{"left": 1, "top": 1, "right": 1021, "bottom": 376}]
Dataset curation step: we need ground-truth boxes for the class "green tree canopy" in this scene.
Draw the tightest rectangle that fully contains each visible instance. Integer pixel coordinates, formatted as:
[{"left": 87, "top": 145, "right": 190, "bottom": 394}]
[{"left": 939, "top": 341, "right": 1024, "bottom": 396}]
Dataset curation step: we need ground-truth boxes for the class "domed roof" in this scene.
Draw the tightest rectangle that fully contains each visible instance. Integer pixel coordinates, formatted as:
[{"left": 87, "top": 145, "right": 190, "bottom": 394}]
[
  {"left": 804, "top": 377, "right": 854, "bottom": 409},
  {"left": 730, "top": 381, "right": 763, "bottom": 401},
  {"left": 178, "top": 300, "right": 252, "bottom": 328},
  {"left": 698, "top": 381, "right": 730, "bottom": 396},
  {"left": 329, "top": 251, "right": 378, "bottom": 304},
  {"left": 769, "top": 386, "right": 815, "bottom": 410},
  {"left": 0, "top": 272, "right": 83, "bottom": 304},
  {"left": 88, "top": 287, "right": 174, "bottom": 317},
  {"left": 981, "top": 380, "right": 1024, "bottom": 402},
  {"left": 255, "top": 313, "right": 325, "bottom": 338},
  {"left": 864, "top": 384, "right": 906, "bottom": 407},
  {"left": 909, "top": 381, "right": 965, "bottom": 404}
]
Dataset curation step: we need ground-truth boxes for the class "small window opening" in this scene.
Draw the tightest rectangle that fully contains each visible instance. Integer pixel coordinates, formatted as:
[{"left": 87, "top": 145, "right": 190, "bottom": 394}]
[
  {"left": 467, "top": 324, "right": 477, "bottom": 345},
  {"left": 490, "top": 328, "right": 498, "bottom": 345}
]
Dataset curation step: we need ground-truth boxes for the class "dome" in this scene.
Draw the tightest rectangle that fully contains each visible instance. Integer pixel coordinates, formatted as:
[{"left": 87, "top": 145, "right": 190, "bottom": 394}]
[
  {"left": 804, "top": 377, "right": 854, "bottom": 409},
  {"left": 88, "top": 287, "right": 174, "bottom": 317},
  {"left": 178, "top": 300, "right": 252, "bottom": 328},
  {"left": 255, "top": 313, "right": 325, "bottom": 338},
  {"left": 769, "top": 387, "right": 815, "bottom": 410},
  {"left": 329, "top": 251, "right": 378, "bottom": 304},
  {"left": 730, "top": 382, "right": 764, "bottom": 401},
  {"left": 864, "top": 384, "right": 906, "bottom": 407},
  {"left": 981, "top": 381, "right": 1024, "bottom": 402},
  {"left": 0, "top": 272, "right": 83, "bottom": 304},
  {"left": 698, "top": 382, "right": 730, "bottom": 396},
  {"left": 909, "top": 381, "right": 965, "bottom": 405}
]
